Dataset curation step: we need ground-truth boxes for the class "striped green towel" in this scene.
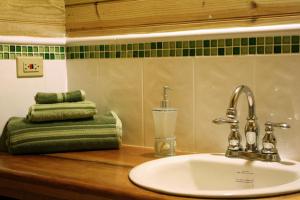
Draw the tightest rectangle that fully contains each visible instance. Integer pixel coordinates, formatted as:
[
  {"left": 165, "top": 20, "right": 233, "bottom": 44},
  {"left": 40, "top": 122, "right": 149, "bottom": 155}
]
[
  {"left": 35, "top": 90, "right": 86, "bottom": 104},
  {"left": 27, "top": 101, "right": 97, "bottom": 122},
  {"left": 0, "top": 111, "right": 122, "bottom": 154}
]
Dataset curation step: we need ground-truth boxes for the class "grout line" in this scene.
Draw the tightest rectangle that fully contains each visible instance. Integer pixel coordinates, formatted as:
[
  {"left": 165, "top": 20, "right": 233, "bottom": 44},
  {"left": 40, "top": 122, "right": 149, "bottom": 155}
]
[
  {"left": 192, "top": 58, "right": 196, "bottom": 152},
  {"left": 141, "top": 60, "right": 145, "bottom": 146}
]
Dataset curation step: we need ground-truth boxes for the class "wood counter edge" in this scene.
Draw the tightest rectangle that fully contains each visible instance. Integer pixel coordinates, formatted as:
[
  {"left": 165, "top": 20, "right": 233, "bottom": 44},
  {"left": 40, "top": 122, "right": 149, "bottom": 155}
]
[{"left": 0, "top": 145, "right": 299, "bottom": 200}]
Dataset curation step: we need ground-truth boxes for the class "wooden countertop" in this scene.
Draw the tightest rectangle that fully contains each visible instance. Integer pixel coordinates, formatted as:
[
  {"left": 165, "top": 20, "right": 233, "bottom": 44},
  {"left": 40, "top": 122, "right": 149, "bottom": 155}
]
[{"left": 0, "top": 145, "right": 299, "bottom": 200}]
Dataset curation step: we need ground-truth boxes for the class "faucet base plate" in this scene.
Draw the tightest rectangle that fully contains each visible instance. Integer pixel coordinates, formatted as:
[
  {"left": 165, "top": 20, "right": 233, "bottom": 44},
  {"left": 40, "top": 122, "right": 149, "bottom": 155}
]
[{"left": 226, "top": 149, "right": 281, "bottom": 162}]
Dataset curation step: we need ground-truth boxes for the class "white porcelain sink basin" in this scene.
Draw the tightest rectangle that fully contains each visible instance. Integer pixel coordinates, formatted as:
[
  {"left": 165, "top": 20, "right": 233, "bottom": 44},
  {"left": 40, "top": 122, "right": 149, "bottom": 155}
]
[{"left": 129, "top": 154, "right": 300, "bottom": 198}]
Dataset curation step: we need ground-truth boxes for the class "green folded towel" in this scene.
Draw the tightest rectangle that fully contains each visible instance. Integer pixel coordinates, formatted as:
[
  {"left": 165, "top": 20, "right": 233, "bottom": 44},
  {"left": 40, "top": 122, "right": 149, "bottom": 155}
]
[
  {"left": 35, "top": 90, "right": 85, "bottom": 104},
  {"left": 0, "top": 111, "right": 122, "bottom": 154},
  {"left": 27, "top": 101, "right": 97, "bottom": 122}
]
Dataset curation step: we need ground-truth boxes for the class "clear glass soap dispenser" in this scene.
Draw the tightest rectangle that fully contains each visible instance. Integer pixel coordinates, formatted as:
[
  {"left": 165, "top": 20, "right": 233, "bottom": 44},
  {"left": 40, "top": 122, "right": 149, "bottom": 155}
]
[{"left": 152, "top": 86, "right": 177, "bottom": 157}]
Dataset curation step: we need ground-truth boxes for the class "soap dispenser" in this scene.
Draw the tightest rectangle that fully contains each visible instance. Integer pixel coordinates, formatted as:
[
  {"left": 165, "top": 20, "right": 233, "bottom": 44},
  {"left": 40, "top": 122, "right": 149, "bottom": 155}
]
[{"left": 152, "top": 86, "right": 177, "bottom": 157}]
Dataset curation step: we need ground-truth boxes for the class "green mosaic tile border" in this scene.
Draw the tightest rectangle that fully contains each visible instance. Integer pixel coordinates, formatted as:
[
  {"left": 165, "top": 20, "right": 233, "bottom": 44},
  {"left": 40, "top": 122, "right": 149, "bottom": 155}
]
[
  {"left": 66, "top": 35, "right": 300, "bottom": 59},
  {"left": 0, "top": 44, "right": 65, "bottom": 60}
]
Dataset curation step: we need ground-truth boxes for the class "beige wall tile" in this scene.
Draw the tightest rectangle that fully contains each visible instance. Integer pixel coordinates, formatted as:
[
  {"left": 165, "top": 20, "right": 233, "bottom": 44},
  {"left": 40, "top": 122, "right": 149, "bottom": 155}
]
[
  {"left": 143, "top": 58, "right": 195, "bottom": 152},
  {"left": 98, "top": 59, "right": 144, "bottom": 146},
  {"left": 67, "top": 59, "right": 144, "bottom": 146},
  {"left": 67, "top": 60, "right": 100, "bottom": 104},
  {"left": 254, "top": 55, "right": 300, "bottom": 160},
  {"left": 194, "top": 57, "right": 255, "bottom": 153}
]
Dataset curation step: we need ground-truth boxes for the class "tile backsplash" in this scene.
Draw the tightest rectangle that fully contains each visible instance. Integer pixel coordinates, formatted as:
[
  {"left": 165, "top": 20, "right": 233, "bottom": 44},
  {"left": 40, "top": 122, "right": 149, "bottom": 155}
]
[
  {"left": 65, "top": 31, "right": 300, "bottom": 160},
  {"left": 67, "top": 53, "right": 300, "bottom": 161},
  {"left": 1, "top": 35, "right": 299, "bottom": 60},
  {"left": 0, "top": 44, "right": 65, "bottom": 60},
  {"left": 66, "top": 35, "right": 300, "bottom": 59}
]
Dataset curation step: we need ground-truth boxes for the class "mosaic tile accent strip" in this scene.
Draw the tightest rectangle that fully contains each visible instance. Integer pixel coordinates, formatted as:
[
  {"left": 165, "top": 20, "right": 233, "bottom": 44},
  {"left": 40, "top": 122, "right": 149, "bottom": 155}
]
[
  {"left": 66, "top": 35, "right": 300, "bottom": 59},
  {"left": 0, "top": 44, "right": 65, "bottom": 60}
]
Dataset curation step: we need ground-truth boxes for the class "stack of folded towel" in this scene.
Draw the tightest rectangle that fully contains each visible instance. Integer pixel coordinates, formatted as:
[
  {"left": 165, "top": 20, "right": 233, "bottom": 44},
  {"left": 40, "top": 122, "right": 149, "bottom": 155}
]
[{"left": 0, "top": 90, "right": 122, "bottom": 154}]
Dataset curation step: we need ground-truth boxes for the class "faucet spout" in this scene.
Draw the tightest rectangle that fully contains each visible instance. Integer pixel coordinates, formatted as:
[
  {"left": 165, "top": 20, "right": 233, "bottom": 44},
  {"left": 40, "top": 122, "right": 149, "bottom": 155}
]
[{"left": 227, "top": 85, "right": 256, "bottom": 120}]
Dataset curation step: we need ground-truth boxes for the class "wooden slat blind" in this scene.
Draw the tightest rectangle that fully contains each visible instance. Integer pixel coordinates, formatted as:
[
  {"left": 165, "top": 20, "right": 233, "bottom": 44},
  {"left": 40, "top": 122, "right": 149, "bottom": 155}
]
[
  {"left": 65, "top": 0, "right": 300, "bottom": 37},
  {"left": 0, "top": 0, "right": 65, "bottom": 37}
]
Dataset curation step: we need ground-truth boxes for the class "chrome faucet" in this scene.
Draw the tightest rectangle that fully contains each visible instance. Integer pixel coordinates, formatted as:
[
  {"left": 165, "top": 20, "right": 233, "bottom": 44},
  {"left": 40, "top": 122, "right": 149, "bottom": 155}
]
[
  {"left": 226, "top": 85, "right": 259, "bottom": 153},
  {"left": 213, "top": 85, "right": 290, "bottom": 162}
]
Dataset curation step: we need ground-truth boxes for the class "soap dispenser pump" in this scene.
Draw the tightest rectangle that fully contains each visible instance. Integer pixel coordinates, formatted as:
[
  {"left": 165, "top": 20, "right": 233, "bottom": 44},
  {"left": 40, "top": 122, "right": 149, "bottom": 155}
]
[{"left": 152, "top": 86, "right": 177, "bottom": 157}]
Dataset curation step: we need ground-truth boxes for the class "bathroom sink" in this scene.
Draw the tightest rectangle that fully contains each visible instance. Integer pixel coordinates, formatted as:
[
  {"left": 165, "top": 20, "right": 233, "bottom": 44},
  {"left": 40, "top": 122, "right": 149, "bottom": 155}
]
[{"left": 129, "top": 154, "right": 300, "bottom": 198}]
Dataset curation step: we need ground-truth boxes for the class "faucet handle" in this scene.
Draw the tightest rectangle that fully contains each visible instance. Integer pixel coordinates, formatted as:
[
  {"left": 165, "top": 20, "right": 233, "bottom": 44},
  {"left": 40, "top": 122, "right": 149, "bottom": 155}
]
[
  {"left": 265, "top": 121, "right": 290, "bottom": 130},
  {"left": 213, "top": 117, "right": 239, "bottom": 135},
  {"left": 213, "top": 117, "right": 242, "bottom": 154},
  {"left": 261, "top": 121, "right": 290, "bottom": 155},
  {"left": 212, "top": 117, "right": 239, "bottom": 125}
]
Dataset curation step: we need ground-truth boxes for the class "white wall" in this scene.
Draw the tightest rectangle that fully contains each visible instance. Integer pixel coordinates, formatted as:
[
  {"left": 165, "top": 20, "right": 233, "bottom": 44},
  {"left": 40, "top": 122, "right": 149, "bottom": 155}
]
[{"left": 0, "top": 60, "right": 67, "bottom": 131}]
